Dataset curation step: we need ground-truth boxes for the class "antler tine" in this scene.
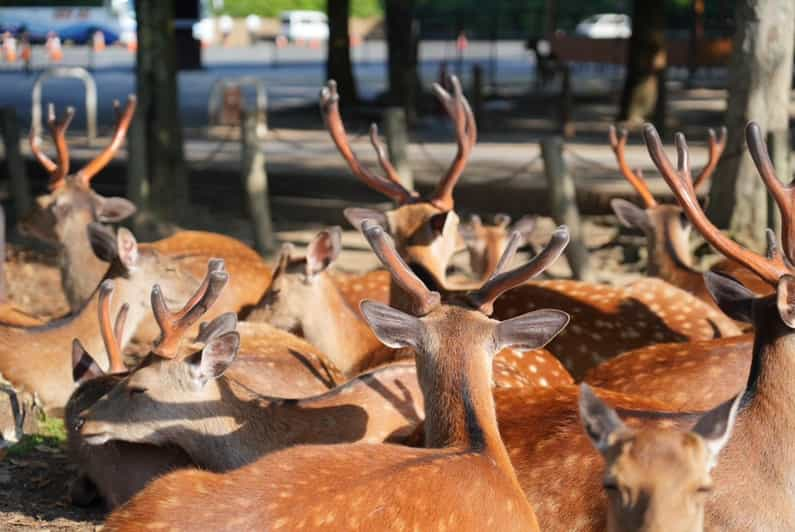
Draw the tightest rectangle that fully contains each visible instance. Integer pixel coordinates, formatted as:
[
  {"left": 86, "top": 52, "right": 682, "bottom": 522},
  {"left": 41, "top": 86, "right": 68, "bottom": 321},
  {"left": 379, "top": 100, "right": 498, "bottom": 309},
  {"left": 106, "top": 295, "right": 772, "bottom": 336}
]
[
  {"left": 765, "top": 228, "right": 781, "bottom": 261},
  {"left": 368, "top": 123, "right": 416, "bottom": 193},
  {"left": 29, "top": 130, "right": 58, "bottom": 177},
  {"left": 319, "top": 80, "right": 414, "bottom": 204},
  {"left": 644, "top": 123, "right": 788, "bottom": 284},
  {"left": 42, "top": 104, "right": 75, "bottom": 189},
  {"left": 430, "top": 75, "right": 476, "bottom": 210},
  {"left": 97, "top": 280, "right": 126, "bottom": 373},
  {"left": 693, "top": 126, "right": 727, "bottom": 190},
  {"left": 152, "top": 260, "right": 229, "bottom": 357},
  {"left": 608, "top": 125, "right": 657, "bottom": 208},
  {"left": 468, "top": 226, "right": 569, "bottom": 315},
  {"left": 491, "top": 231, "right": 522, "bottom": 277},
  {"left": 745, "top": 121, "right": 795, "bottom": 263},
  {"left": 75, "top": 95, "right": 136, "bottom": 185},
  {"left": 361, "top": 219, "right": 441, "bottom": 315}
]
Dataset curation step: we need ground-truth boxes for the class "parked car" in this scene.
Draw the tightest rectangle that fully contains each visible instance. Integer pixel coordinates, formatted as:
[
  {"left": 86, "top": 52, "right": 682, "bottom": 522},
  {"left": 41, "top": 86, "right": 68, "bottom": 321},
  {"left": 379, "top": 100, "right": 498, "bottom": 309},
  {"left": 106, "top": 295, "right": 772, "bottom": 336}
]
[
  {"left": 575, "top": 13, "right": 631, "bottom": 39},
  {"left": 280, "top": 10, "right": 328, "bottom": 42}
]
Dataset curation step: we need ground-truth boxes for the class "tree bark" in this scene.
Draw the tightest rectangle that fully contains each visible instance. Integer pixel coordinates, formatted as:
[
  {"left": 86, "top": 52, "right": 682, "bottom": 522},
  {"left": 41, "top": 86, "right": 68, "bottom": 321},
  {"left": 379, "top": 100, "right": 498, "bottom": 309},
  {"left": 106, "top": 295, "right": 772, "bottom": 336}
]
[
  {"left": 618, "top": 1, "right": 667, "bottom": 125},
  {"left": 706, "top": 0, "right": 794, "bottom": 251},
  {"left": 385, "top": 0, "right": 420, "bottom": 123},
  {"left": 133, "top": 0, "right": 188, "bottom": 221},
  {"left": 326, "top": 0, "right": 358, "bottom": 105}
]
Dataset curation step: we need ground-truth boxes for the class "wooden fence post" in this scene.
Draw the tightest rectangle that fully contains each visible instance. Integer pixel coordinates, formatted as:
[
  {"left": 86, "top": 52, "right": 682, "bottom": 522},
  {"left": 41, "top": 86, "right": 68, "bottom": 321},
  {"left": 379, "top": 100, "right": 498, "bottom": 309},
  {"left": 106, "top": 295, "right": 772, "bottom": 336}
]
[
  {"left": 0, "top": 107, "right": 31, "bottom": 220},
  {"left": 241, "top": 109, "right": 275, "bottom": 254},
  {"left": 383, "top": 107, "right": 413, "bottom": 191},
  {"left": 540, "top": 136, "right": 592, "bottom": 281}
]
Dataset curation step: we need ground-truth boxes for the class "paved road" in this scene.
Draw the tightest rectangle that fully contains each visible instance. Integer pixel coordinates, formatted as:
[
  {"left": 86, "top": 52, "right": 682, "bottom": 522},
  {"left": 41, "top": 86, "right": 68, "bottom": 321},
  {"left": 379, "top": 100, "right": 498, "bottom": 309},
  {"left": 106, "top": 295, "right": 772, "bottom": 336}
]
[{"left": 0, "top": 40, "right": 626, "bottom": 130}]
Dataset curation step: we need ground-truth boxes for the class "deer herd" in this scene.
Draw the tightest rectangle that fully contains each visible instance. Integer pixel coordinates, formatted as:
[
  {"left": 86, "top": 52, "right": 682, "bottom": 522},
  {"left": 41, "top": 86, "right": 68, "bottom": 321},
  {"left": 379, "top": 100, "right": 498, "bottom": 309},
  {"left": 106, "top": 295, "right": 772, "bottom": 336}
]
[{"left": 0, "top": 74, "right": 789, "bottom": 531}]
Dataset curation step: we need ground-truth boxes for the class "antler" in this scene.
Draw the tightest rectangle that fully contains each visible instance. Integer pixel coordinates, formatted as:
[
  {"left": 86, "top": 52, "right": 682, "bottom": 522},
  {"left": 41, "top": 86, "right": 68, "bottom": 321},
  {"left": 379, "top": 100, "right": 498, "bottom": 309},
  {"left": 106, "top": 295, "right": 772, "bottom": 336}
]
[
  {"left": 152, "top": 259, "right": 228, "bottom": 357},
  {"left": 361, "top": 219, "right": 441, "bottom": 315},
  {"left": 30, "top": 104, "right": 75, "bottom": 190},
  {"left": 430, "top": 75, "right": 477, "bottom": 211},
  {"left": 609, "top": 126, "right": 657, "bottom": 208},
  {"left": 467, "top": 226, "right": 570, "bottom": 315},
  {"left": 75, "top": 95, "right": 136, "bottom": 185},
  {"left": 643, "top": 124, "right": 788, "bottom": 284},
  {"left": 97, "top": 279, "right": 129, "bottom": 373},
  {"left": 692, "top": 126, "right": 727, "bottom": 191},
  {"left": 320, "top": 80, "right": 416, "bottom": 204}
]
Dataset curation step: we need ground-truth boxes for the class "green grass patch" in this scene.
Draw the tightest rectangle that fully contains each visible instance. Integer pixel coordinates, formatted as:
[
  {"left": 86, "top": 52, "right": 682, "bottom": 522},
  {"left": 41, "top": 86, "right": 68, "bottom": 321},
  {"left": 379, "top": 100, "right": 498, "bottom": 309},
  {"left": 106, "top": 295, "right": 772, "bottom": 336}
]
[{"left": 6, "top": 416, "right": 66, "bottom": 457}]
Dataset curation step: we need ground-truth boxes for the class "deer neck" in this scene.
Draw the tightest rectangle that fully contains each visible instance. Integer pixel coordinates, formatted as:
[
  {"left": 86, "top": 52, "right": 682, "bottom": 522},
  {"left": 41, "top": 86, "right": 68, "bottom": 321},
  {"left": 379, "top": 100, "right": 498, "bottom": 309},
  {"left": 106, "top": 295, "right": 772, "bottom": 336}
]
[
  {"left": 59, "top": 218, "right": 107, "bottom": 310},
  {"left": 419, "top": 333, "right": 517, "bottom": 480},
  {"left": 300, "top": 275, "right": 382, "bottom": 374},
  {"left": 647, "top": 220, "right": 698, "bottom": 284}
]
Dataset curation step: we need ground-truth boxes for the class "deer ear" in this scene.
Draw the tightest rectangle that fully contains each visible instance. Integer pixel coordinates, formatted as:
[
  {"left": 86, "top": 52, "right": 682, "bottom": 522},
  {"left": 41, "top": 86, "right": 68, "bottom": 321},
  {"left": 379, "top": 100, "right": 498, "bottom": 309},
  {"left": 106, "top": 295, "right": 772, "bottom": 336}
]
[
  {"left": 306, "top": 227, "right": 342, "bottom": 277},
  {"left": 777, "top": 275, "right": 795, "bottom": 328},
  {"left": 691, "top": 393, "right": 742, "bottom": 470},
  {"left": 344, "top": 208, "right": 388, "bottom": 232},
  {"left": 196, "top": 312, "right": 238, "bottom": 343},
  {"left": 189, "top": 332, "right": 240, "bottom": 385},
  {"left": 611, "top": 199, "right": 652, "bottom": 231},
  {"left": 360, "top": 300, "right": 425, "bottom": 349},
  {"left": 87, "top": 223, "right": 118, "bottom": 262},
  {"left": 703, "top": 271, "right": 754, "bottom": 323},
  {"left": 511, "top": 215, "right": 536, "bottom": 242},
  {"left": 116, "top": 227, "right": 139, "bottom": 270},
  {"left": 72, "top": 339, "right": 105, "bottom": 383},
  {"left": 94, "top": 195, "right": 137, "bottom": 223},
  {"left": 493, "top": 310, "right": 570, "bottom": 351},
  {"left": 579, "top": 383, "right": 630, "bottom": 455}
]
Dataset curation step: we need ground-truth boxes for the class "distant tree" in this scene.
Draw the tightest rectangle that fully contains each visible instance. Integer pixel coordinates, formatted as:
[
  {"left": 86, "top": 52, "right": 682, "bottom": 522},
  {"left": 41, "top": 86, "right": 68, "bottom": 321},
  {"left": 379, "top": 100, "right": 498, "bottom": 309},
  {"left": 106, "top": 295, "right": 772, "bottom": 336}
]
[
  {"left": 130, "top": 0, "right": 188, "bottom": 224},
  {"left": 706, "top": 0, "right": 794, "bottom": 251},
  {"left": 326, "top": 0, "right": 358, "bottom": 105},
  {"left": 385, "top": 0, "right": 420, "bottom": 122},
  {"left": 618, "top": 1, "right": 666, "bottom": 125}
]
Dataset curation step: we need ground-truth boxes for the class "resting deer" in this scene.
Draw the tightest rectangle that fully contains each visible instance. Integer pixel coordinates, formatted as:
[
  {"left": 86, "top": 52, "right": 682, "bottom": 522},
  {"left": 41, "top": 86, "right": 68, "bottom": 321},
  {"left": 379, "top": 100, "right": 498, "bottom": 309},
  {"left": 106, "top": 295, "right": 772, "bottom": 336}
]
[
  {"left": 65, "top": 280, "right": 193, "bottom": 509},
  {"left": 20, "top": 99, "right": 272, "bottom": 320},
  {"left": 0, "top": 206, "right": 42, "bottom": 326},
  {"left": 459, "top": 213, "right": 537, "bottom": 281},
  {"left": 609, "top": 126, "right": 770, "bottom": 303},
  {"left": 486, "top": 123, "right": 795, "bottom": 531},
  {"left": 250, "top": 227, "right": 573, "bottom": 388},
  {"left": 580, "top": 383, "right": 741, "bottom": 532},
  {"left": 100, "top": 220, "right": 572, "bottom": 532}
]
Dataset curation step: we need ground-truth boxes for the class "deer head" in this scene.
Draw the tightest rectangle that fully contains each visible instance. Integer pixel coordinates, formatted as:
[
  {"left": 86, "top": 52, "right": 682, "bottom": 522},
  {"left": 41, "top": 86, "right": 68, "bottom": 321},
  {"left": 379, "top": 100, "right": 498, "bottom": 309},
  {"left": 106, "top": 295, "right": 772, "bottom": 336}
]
[
  {"left": 580, "top": 384, "right": 741, "bottom": 532},
  {"left": 19, "top": 98, "right": 137, "bottom": 309},
  {"left": 321, "top": 76, "right": 475, "bottom": 291},
  {"left": 459, "top": 213, "right": 536, "bottom": 281},
  {"left": 609, "top": 125, "right": 726, "bottom": 278}
]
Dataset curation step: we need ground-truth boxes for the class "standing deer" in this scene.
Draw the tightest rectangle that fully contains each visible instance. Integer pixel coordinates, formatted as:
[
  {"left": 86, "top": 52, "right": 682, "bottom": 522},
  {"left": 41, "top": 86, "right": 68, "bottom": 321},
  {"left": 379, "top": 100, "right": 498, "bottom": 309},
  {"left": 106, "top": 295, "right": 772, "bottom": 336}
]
[
  {"left": 580, "top": 384, "right": 741, "bottom": 532},
  {"left": 99, "top": 221, "right": 573, "bottom": 532},
  {"left": 485, "top": 123, "right": 795, "bottom": 531},
  {"left": 20, "top": 98, "right": 272, "bottom": 321},
  {"left": 250, "top": 227, "right": 573, "bottom": 388},
  {"left": 609, "top": 125, "right": 770, "bottom": 302}
]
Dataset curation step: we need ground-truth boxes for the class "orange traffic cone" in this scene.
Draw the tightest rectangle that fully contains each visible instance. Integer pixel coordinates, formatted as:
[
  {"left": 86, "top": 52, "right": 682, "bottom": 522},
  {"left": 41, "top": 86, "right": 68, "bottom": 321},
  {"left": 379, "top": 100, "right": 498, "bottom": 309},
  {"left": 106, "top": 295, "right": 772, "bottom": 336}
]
[
  {"left": 46, "top": 32, "right": 63, "bottom": 62},
  {"left": 2, "top": 32, "right": 17, "bottom": 62},
  {"left": 92, "top": 30, "right": 106, "bottom": 53}
]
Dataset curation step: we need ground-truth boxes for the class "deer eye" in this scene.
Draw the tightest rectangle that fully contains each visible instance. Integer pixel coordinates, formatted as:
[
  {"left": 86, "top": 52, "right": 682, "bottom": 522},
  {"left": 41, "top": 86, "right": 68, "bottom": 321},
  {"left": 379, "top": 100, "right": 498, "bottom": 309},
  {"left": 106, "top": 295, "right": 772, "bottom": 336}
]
[
  {"left": 696, "top": 485, "right": 713, "bottom": 493},
  {"left": 128, "top": 386, "right": 147, "bottom": 397},
  {"left": 602, "top": 481, "right": 618, "bottom": 491}
]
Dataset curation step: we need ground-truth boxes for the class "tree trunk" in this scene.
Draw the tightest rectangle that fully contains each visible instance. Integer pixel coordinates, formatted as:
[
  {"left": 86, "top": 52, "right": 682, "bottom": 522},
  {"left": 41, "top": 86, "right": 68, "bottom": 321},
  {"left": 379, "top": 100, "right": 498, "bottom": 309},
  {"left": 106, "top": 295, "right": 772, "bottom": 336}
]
[
  {"left": 385, "top": 0, "right": 420, "bottom": 123},
  {"left": 706, "top": 0, "right": 794, "bottom": 251},
  {"left": 326, "top": 0, "right": 357, "bottom": 105},
  {"left": 618, "top": 1, "right": 667, "bottom": 125},
  {"left": 134, "top": 0, "right": 188, "bottom": 221}
]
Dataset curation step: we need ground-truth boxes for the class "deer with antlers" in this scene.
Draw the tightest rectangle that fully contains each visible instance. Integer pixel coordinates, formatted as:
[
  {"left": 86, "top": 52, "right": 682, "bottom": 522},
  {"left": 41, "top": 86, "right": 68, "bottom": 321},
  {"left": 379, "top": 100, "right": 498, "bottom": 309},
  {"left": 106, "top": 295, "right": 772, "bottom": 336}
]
[
  {"left": 458, "top": 213, "right": 537, "bottom": 282},
  {"left": 20, "top": 98, "right": 272, "bottom": 321},
  {"left": 248, "top": 227, "right": 572, "bottom": 388},
  {"left": 609, "top": 125, "right": 770, "bottom": 304},
  {"left": 98, "top": 221, "right": 574, "bottom": 532},
  {"left": 482, "top": 123, "right": 795, "bottom": 531}
]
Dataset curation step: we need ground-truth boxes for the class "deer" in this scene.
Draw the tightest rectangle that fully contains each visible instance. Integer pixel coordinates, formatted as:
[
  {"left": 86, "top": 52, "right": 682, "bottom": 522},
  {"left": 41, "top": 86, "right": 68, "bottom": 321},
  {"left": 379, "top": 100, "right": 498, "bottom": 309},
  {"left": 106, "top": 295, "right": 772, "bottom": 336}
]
[
  {"left": 19, "top": 98, "right": 272, "bottom": 321},
  {"left": 579, "top": 383, "right": 741, "bottom": 532},
  {"left": 247, "top": 226, "right": 572, "bottom": 389},
  {"left": 65, "top": 279, "right": 193, "bottom": 509},
  {"left": 0, "top": 206, "right": 42, "bottom": 326},
  {"left": 483, "top": 123, "right": 795, "bottom": 531},
  {"left": 609, "top": 125, "right": 771, "bottom": 303},
  {"left": 99, "top": 220, "right": 573, "bottom": 532},
  {"left": 320, "top": 76, "right": 471, "bottom": 308},
  {"left": 458, "top": 213, "right": 537, "bottom": 282}
]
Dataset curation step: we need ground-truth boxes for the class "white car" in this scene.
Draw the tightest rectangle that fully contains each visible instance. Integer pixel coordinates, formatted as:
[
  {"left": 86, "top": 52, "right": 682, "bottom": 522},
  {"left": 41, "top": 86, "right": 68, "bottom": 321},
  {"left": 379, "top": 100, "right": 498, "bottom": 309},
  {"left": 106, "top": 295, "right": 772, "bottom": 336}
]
[
  {"left": 280, "top": 10, "right": 328, "bottom": 42},
  {"left": 575, "top": 13, "right": 632, "bottom": 39}
]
